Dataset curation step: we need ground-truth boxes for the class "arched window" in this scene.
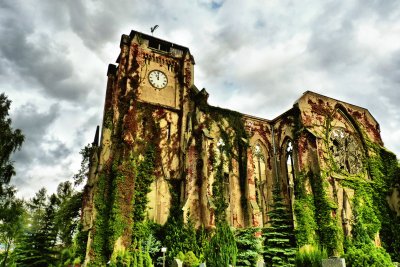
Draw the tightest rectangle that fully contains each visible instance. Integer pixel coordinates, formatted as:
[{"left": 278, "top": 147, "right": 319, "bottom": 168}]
[
  {"left": 284, "top": 140, "right": 295, "bottom": 216},
  {"left": 252, "top": 142, "right": 268, "bottom": 223},
  {"left": 329, "top": 128, "right": 363, "bottom": 174},
  {"left": 286, "top": 140, "right": 295, "bottom": 189}
]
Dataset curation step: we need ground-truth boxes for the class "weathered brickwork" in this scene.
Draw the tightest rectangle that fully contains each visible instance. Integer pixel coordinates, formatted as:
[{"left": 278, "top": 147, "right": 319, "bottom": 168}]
[{"left": 81, "top": 30, "right": 400, "bottom": 265}]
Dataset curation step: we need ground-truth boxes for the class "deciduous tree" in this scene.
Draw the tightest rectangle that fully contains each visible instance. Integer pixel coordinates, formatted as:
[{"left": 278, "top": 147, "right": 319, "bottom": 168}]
[{"left": 0, "top": 93, "right": 24, "bottom": 194}]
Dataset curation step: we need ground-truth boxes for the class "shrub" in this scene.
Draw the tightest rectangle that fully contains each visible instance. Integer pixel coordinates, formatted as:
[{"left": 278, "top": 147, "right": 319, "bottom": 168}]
[
  {"left": 184, "top": 251, "right": 200, "bottom": 267},
  {"left": 295, "top": 245, "right": 327, "bottom": 267},
  {"left": 344, "top": 243, "right": 394, "bottom": 267}
]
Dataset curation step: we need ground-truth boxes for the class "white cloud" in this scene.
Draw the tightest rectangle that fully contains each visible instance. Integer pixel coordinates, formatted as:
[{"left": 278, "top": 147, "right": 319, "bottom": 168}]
[{"left": 1, "top": 0, "right": 400, "bottom": 198}]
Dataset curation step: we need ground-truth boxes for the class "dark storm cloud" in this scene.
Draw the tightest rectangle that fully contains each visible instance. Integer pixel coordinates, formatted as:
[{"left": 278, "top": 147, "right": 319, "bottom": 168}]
[
  {"left": 376, "top": 50, "right": 400, "bottom": 96},
  {"left": 11, "top": 103, "right": 67, "bottom": 165},
  {"left": 65, "top": 0, "right": 119, "bottom": 51},
  {"left": 0, "top": 1, "right": 90, "bottom": 102},
  {"left": 1, "top": 0, "right": 399, "bottom": 197}
]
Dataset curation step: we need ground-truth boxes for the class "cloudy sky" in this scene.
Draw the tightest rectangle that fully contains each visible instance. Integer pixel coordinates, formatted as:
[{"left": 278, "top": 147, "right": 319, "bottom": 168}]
[{"left": 1, "top": 0, "right": 399, "bottom": 198}]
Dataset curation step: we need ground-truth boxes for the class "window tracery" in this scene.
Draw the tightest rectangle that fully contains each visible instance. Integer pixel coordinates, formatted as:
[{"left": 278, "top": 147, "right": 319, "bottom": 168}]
[
  {"left": 285, "top": 140, "right": 295, "bottom": 218},
  {"left": 329, "top": 128, "right": 364, "bottom": 174},
  {"left": 286, "top": 140, "right": 295, "bottom": 188},
  {"left": 252, "top": 142, "right": 267, "bottom": 223}
]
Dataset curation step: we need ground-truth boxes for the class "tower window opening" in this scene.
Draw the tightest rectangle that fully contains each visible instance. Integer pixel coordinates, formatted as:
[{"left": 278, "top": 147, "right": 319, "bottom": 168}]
[
  {"left": 167, "top": 122, "right": 171, "bottom": 141},
  {"left": 142, "top": 118, "right": 147, "bottom": 136}
]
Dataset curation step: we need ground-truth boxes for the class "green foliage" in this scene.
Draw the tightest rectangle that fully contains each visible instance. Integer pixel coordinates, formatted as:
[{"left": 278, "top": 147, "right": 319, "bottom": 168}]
[
  {"left": 205, "top": 221, "right": 237, "bottom": 267},
  {"left": 109, "top": 163, "right": 128, "bottom": 252},
  {"left": 201, "top": 106, "right": 249, "bottom": 221},
  {"left": 0, "top": 189, "right": 25, "bottom": 267},
  {"left": 366, "top": 146, "right": 400, "bottom": 262},
  {"left": 92, "top": 170, "right": 114, "bottom": 264},
  {"left": 129, "top": 241, "right": 153, "bottom": 267},
  {"left": 235, "top": 227, "right": 263, "bottom": 267},
  {"left": 54, "top": 181, "right": 82, "bottom": 247},
  {"left": 160, "top": 179, "right": 201, "bottom": 265},
  {"left": 337, "top": 142, "right": 400, "bottom": 264},
  {"left": 293, "top": 172, "right": 318, "bottom": 247},
  {"left": 176, "top": 251, "right": 186, "bottom": 262},
  {"left": 162, "top": 213, "right": 200, "bottom": 265},
  {"left": 183, "top": 251, "right": 200, "bottom": 267},
  {"left": 14, "top": 189, "right": 58, "bottom": 266},
  {"left": 263, "top": 187, "right": 296, "bottom": 266},
  {"left": 0, "top": 93, "right": 24, "bottom": 266},
  {"left": 73, "top": 144, "right": 94, "bottom": 186},
  {"left": 295, "top": 245, "right": 327, "bottom": 267},
  {"left": 196, "top": 226, "right": 209, "bottom": 262},
  {"left": 212, "top": 145, "right": 229, "bottom": 222},
  {"left": 309, "top": 171, "right": 343, "bottom": 256},
  {"left": 0, "top": 93, "right": 24, "bottom": 193},
  {"left": 291, "top": 108, "right": 399, "bottom": 262},
  {"left": 344, "top": 242, "right": 394, "bottom": 267},
  {"left": 133, "top": 144, "right": 156, "bottom": 223},
  {"left": 110, "top": 249, "right": 132, "bottom": 267}
]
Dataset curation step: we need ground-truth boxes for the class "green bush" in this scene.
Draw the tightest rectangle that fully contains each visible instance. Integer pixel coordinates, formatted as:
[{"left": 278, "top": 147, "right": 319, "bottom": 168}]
[
  {"left": 176, "top": 251, "right": 185, "bottom": 261},
  {"left": 184, "top": 251, "right": 200, "bottom": 267},
  {"left": 344, "top": 243, "right": 394, "bottom": 267},
  {"left": 295, "top": 245, "right": 327, "bottom": 267}
]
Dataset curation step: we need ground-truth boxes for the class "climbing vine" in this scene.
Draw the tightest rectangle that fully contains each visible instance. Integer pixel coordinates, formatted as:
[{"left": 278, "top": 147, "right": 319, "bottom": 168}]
[
  {"left": 293, "top": 171, "right": 318, "bottom": 247},
  {"left": 291, "top": 100, "right": 400, "bottom": 264}
]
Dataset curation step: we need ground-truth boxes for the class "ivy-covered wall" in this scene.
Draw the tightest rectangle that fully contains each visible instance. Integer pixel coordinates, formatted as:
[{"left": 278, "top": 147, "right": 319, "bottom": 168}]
[
  {"left": 80, "top": 31, "right": 400, "bottom": 266},
  {"left": 292, "top": 92, "right": 400, "bottom": 264}
]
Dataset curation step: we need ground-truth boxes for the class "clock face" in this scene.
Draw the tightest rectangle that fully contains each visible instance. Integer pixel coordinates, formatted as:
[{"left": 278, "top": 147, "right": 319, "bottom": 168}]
[{"left": 148, "top": 70, "right": 168, "bottom": 89}]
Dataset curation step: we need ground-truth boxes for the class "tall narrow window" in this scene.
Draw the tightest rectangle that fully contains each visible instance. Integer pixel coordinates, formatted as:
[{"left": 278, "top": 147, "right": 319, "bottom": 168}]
[
  {"left": 285, "top": 140, "right": 295, "bottom": 214},
  {"left": 253, "top": 142, "right": 267, "bottom": 223},
  {"left": 167, "top": 122, "right": 171, "bottom": 141},
  {"left": 186, "top": 113, "right": 191, "bottom": 133},
  {"left": 286, "top": 140, "right": 295, "bottom": 188},
  {"left": 142, "top": 118, "right": 147, "bottom": 136}
]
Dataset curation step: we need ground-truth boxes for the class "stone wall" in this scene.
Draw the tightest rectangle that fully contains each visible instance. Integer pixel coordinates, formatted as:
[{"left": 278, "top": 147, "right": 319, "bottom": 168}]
[{"left": 81, "top": 31, "right": 400, "bottom": 265}]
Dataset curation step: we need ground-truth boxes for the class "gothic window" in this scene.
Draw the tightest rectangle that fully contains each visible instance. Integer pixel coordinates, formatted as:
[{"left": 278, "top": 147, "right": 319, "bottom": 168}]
[
  {"left": 285, "top": 140, "right": 295, "bottom": 215},
  {"left": 142, "top": 118, "right": 147, "bottom": 136},
  {"left": 329, "top": 128, "right": 363, "bottom": 174},
  {"left": 252, "top": 142, "right": 267, "bottom": 222},
  {"left": 286, "top": 140, "right": 295, "bottom": 188},
  {"left": 215, "top": 138, "right": 225, "bottom": 165},
  {"left": 167, "top": 122, "right": 171, "bottom": 141},
  {"left": 186, "top": 113, "right": 191, "bottom": 133}
]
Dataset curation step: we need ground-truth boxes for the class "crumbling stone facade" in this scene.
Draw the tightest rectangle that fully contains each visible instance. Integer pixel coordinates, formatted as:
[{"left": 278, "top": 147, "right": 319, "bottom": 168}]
[{"left": 81, "top": 30, "right": 400, "bottom": 265}]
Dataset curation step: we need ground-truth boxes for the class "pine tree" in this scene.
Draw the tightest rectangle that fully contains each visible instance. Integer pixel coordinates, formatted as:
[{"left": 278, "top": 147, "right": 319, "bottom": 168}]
[
  {"left": 205, "top": 221, "right": 237, "bottom": 267},
  {"left": 263, "top": 187, "right": 297, "bottom": 266},
  {"left": 13, "top": 188, "right": 58, "bottom": 266},
  {"left": 235, "top": 227, "right": 263, "bottom": 267}
]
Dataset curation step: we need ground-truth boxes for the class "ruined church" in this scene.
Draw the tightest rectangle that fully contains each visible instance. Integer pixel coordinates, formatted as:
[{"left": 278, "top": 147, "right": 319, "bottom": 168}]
[{"left": 80, "top": 30, "right": 400, "bottom": 265}]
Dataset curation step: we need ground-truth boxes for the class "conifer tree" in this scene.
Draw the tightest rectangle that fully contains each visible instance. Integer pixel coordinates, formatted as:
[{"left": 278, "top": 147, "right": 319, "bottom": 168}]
[
  {"left": 263, "top": 186, "right": 297, "bottom": 266},
  {"left": 235, "top": 227, "right": 263, "bottom": 267},
  {"left": 13, "top": 188, "right": 58, "bottom": 266},
  {"left": 206, "top": 221, "right": 237, "bottom": 267}
]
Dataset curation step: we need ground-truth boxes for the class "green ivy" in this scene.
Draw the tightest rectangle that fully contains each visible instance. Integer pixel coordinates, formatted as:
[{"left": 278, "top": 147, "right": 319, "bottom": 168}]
[
  {"left": 132, "top": 145, "right": 156, "bottom": 223},
  {"left": 91, "top": 171, "right": 114, "bottom": 265},
  {"left": 293, "top": 172, "right": 318, "bottom": 247}
]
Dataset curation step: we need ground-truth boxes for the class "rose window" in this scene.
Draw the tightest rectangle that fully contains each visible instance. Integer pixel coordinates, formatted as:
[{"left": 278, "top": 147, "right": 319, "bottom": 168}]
[{"left": 329, "top": 128, "right": 363, "bottom": 174}]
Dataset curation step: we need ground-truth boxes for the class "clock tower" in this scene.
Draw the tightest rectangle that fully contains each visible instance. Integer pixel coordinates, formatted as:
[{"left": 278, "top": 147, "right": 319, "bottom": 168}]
[
  {"left": 122, "top": 30, "right": 194, "bottom": 109},
  {"left": 82, "top": 31, "right": 196, "bottom": 264}
]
